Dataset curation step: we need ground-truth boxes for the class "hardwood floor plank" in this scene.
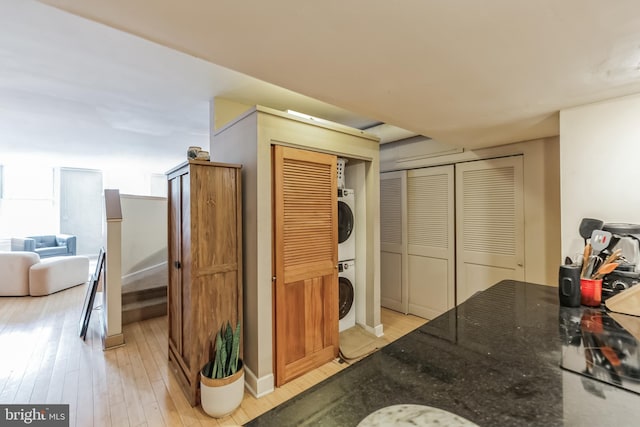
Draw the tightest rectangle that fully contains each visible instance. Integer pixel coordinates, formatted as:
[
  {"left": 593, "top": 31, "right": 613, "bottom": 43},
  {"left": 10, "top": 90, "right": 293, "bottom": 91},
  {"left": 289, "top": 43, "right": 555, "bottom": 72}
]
[
  {"left": 29, "top": 317, "right": 63, "bottom": 403},
  {"left": 140, "top": 319, "right": 171, "bottom": 384},
  {"left": 115, "top": 346, "right": 146, "bottom": 426},
  {"left": 75, "top": 339, "right": 95, "bottom": 427},
  {"left": 0, "top": 284, "right": 425, "bottom": 427},
  {"left": 142, "top": 401, "right": 167, "bottom": 427},
  {"left": 103, "top": 347, "right": 124, "bottom": 408},
  {"left": 89, "top": 313, "right": 112, "bottom": 427},
  {"left": 109, "top": 401, "right": 130, "bottom": 427},
  {"left": 61, "top": 370, "right": 79, "bottom": 427},
  {"left": 164, "top": 367, "right": 202, "bottom": 426},
  {"left": 128, "top": 322, "right": 163, "bottom": 383},
  {"left": 150, "top": 379, "right": 187, "bottom": 427},
  {"left": 14, "top": 296, "right": 58, "bottom": 404},
  {"left": 124, "top": 337, "right": 156, "bottom": 406},
  {"left": 0, "top": 295, "right": 47, "bottom": 402}
]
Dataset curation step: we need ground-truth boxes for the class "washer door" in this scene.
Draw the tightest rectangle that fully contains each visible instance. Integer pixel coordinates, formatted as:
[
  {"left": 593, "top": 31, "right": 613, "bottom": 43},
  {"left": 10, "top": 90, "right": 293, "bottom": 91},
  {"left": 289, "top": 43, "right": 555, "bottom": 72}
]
[
  {"left": 338, "top": 201, "right": 354, "bottom": 244},
  {"left": 339, "top": 276, "right": 354, "bottom": 320}
]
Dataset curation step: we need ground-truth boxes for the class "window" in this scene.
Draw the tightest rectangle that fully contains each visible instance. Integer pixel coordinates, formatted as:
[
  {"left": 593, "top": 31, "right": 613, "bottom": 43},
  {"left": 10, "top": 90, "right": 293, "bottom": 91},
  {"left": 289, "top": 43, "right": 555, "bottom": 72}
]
[{"left": 2, "top": 165, "right": 54, "bottom": 200}]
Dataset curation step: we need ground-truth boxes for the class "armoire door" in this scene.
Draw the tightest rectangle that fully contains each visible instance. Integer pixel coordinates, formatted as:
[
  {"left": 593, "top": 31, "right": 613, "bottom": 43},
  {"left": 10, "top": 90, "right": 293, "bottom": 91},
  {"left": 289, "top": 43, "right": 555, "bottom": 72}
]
[
  {"left": 168, "top": 173, "right": 193, "bottom": 365},
  {"left": 167, "top": 175, "right": 183, "bottom": 356},
  {"left": 273, "top": 145, "right": 338, "bottom": 386},
  {"left": 406, "top": 165, "right": 455, "bottom": 319},
  {"left": 455, "top": 156, "right": 525, "bottom": 304},
  {"left": 380, "top": 171, "right": 408, "bottom": 313}
]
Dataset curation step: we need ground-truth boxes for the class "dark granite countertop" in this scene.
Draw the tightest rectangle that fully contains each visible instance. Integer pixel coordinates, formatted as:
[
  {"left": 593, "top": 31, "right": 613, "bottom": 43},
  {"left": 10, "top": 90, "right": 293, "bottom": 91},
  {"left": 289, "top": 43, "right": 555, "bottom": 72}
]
[{"left": 247, "top": 280, "right": 640, "bottom": 426}]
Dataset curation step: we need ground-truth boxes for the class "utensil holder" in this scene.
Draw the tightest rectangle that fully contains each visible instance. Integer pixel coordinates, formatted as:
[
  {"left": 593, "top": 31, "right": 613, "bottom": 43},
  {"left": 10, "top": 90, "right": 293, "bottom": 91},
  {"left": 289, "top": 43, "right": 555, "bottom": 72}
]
[{"left": 580, "top": 278, "right": 602, "bottom": 307}]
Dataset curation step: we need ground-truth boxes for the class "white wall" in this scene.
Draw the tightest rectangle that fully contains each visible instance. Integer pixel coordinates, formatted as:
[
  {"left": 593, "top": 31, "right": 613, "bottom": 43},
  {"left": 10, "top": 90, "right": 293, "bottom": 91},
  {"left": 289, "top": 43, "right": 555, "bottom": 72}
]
[
  {"left": 560, "top": 93, "right": 640, "bottom": 259},
  {"left": 120, "top": 194, "right": 167, "bottom": 276},
  {"left": 212, "top": 105, "right": 381, "bottom": 398}
]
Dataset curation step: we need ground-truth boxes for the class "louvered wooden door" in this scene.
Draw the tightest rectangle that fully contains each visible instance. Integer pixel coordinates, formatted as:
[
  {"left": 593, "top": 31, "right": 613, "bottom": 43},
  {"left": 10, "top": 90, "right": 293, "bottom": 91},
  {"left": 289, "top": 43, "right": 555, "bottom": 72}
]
[
  {"left": 455, "top": 156, "right": 524, "bottom": 304},
  {"left": 406, "top": 166, "right": 455, "bottom": 319},
  {"left": 380, "top": 171, "right": 407, "bottom": 313},
  {"left": 273, "top": 146, "right": 338, "bottom": 386}
]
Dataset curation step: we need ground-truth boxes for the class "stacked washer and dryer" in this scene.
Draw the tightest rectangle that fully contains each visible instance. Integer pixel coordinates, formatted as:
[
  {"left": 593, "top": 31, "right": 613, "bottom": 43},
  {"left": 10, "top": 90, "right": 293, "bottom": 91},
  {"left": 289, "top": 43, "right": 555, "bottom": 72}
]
[{"left": 337, "top": 158, "right": 356, "bottom": 332}]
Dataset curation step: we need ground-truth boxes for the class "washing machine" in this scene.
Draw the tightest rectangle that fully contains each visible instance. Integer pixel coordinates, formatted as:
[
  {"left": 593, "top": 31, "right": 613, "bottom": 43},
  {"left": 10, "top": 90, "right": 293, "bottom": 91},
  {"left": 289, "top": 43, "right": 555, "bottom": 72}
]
[
  {"left": 338, "top": 260, "right": 356, "bottom": 332},
  {"left": 338, "top": 188, "right": 355, "bottom": 262}
]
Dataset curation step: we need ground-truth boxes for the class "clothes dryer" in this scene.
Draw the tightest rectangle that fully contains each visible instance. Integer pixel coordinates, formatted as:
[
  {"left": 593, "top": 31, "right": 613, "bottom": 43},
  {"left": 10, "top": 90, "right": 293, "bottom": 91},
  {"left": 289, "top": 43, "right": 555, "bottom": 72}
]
[
  {"left": 338, "top": 188, "right": 355, "bottom": 262},
  {"left": 338, "top": 260, "right": 356, "bottom": 332}
]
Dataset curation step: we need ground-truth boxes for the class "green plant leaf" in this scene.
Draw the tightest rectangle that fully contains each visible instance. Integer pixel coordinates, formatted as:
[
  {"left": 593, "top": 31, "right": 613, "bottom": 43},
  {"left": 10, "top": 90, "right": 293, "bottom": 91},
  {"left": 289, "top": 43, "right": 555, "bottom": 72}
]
[
  {"left": 224, "top": 322, "right": 233, "bottom": 376},
  {"left": 207, "top": 321, "right": 241, "bottom": 379},
  {"left": 203, "top": 360, "right": 213, "bottom": 379},
  {"left": 219, "top": 328, "right": 228, "bottom": 378},
  {"left": 212, "top": 332, "right": 223, "bottom": 379},
  {"left": 230, "top": 321, "right": 241, "bottom": 374}
]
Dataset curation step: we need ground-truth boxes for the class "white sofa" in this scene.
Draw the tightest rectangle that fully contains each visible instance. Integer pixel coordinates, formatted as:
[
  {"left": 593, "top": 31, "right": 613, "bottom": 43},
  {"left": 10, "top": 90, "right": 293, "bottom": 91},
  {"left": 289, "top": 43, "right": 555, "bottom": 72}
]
[
  {"left": 0, "top": 251, "right": 89, "bottom": 296},
  {"left": 0, "top": 251, "right": 40, "bottom": 296}
]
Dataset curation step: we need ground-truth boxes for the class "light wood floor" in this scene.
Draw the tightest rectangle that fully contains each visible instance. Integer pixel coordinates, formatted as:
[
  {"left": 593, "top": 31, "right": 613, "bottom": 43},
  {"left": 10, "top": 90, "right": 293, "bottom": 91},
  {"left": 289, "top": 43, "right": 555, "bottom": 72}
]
[{"left": 0, "top": 284, "right": 426, "bottom": 426}]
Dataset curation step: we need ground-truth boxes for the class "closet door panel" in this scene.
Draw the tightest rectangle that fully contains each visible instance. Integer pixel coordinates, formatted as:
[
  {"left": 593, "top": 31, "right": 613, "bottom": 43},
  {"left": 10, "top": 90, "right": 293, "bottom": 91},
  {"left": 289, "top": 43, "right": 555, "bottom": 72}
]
[
  {"left": 408, "top": 255, "right": 449, "bottom": 319},
  {"left": 455, "top": 156, "right": 525, "bottom": 304},
  {"left": 381, "top": 251, "right": 403, "bottom": 309},
  {"left": 406, "top": 165, "right": 455, "bottom": 319},
  {"left": 380, "top": 171, "right": 407, "bottom": 313}
]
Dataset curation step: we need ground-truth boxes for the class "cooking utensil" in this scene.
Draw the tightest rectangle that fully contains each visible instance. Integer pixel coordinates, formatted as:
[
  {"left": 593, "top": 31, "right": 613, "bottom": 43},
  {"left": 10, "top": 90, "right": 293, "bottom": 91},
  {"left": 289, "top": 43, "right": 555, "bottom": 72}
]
[
  {"left": 591, "top": 229, "right": 612, "bottom": 255},
  {"left": 581, "top": 243, "right": 592, "bottom": 278},
  {"left": 592, "top": 256, "right": 603, "bottom": 276},
  {"left": 565, "top": 256, "right": 573, "bottom": 265},
  {"left": 585, "top": 256, "right": 599, "bottom": 279},
  {"left": 580, "top": 218, "right": 604, "bottom": 245},
  {"left": 592, "top": 262, "right": 619, "bottom": 280},
  {"left": 602, "top": 248, "right": 623, "bottom": 266}
]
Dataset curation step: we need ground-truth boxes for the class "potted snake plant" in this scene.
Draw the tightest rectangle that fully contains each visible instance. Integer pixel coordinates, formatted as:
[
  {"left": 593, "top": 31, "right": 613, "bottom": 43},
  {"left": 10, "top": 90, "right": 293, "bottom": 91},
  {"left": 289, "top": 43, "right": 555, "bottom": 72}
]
[{"left": 200, "top": 321, "right": 244, "bottom": 418}]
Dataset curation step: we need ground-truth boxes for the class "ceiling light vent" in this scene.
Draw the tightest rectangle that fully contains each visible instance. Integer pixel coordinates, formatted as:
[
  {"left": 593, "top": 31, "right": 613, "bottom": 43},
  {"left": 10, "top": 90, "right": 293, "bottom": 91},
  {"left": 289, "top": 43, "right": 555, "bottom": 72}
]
[{"left": 363, "top": 123, "right": 419, "bottom": 144}]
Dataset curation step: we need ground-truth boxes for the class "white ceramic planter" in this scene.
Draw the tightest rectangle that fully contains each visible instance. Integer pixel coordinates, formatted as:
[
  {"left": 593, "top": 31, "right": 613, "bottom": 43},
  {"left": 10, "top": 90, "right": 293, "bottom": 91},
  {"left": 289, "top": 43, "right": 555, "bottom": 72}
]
[{"left": 200, "top": 361, "right": 245, "bottom": 418}]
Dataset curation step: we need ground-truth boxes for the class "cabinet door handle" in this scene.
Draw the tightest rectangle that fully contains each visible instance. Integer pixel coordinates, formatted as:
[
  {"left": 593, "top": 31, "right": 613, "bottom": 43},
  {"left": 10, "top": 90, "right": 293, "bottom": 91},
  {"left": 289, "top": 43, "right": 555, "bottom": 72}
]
[{"left": 174, "top": 261, "right": 181, "bottom": 269}]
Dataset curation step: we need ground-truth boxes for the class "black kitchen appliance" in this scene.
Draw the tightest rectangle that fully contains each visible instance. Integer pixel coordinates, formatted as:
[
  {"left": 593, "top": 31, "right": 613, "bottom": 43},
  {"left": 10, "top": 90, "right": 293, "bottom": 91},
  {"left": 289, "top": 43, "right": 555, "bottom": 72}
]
[
  {"left": 559, "top": 264, "right": 582, "bottom": 307},
  {"left": 601, "top": 223, "right": 640, "bottom": 300}
]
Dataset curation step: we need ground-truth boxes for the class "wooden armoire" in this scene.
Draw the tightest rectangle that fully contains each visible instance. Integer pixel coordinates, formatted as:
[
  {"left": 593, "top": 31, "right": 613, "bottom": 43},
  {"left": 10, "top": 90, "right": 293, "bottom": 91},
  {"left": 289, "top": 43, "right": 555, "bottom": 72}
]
[{"left": 166, "top": 160, "right": 243, "bottom": 406}]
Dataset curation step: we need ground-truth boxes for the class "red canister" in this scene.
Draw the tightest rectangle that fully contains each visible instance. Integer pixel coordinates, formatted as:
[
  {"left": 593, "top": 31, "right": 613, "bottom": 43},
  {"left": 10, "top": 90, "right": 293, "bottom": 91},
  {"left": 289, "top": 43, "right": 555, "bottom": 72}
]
[{"left": 580, "top": 278, "right": 603, "bottom": 307}]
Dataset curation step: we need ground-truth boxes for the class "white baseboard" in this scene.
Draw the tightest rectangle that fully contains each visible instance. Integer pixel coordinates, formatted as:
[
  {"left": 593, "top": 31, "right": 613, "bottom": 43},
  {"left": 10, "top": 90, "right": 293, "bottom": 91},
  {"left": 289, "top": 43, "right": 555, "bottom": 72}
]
[
  {"left": 244, "top": 365, "right": 274, "bottom": 398},
  {"left": 361, "top": 322, "right": 384, "bottom": 338},
  {"left": 122, "top": 262, "right": 167, "bottom": 285}
]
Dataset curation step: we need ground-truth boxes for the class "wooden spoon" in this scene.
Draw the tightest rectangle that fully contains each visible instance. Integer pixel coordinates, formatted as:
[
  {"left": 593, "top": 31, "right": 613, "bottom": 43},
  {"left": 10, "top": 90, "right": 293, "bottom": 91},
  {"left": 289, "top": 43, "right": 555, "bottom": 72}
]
[
  {"left": 581, "top": 243, "right": 592, "bottom": 279},
  {"left": 591, "top": 262, "right": 619, "bottom": 280},
  {"left": 603, "top": 248, "right": 623, "bottom": 266}
]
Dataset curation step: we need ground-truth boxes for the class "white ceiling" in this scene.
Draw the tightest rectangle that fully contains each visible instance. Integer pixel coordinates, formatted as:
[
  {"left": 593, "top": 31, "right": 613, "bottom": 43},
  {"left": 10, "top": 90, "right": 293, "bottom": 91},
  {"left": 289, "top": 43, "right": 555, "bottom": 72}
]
[
  {"left": 0, "top": 1, "right": 378, "bottom": 170},
  {"left": 5, "top": 0, "right": 640, "bottom": 170}
]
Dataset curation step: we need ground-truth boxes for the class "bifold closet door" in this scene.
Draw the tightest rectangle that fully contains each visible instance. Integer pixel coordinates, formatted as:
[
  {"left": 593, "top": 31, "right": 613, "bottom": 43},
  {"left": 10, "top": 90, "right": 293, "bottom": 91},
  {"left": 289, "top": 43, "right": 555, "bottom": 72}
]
[
  {"left": 406, "top": 165, "right": 455, "bottom": 319},
  {"left": 455, "top": 156, "right": 524, "bottom": 304},
  {"left": 273, "top": 145, "right": 338, "bottom": 386},
  {"left": 380, "top": 171, "right": 407, "bottom": 313}
]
